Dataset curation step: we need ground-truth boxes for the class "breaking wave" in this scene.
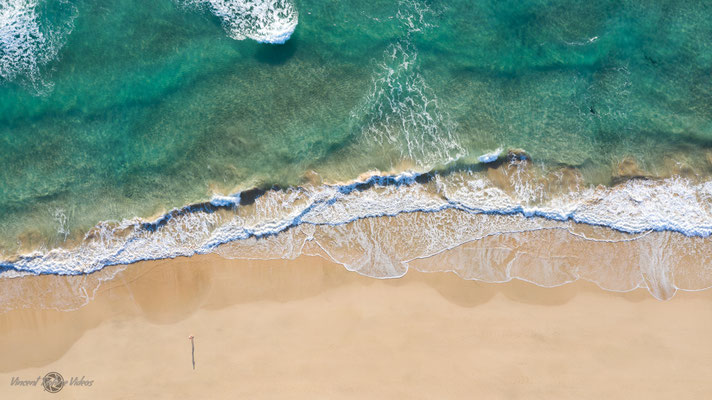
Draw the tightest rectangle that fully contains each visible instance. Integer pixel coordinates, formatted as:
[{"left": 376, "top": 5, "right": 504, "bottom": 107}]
[
  {"left": 3, "top": 156, "right": 712, "bottom": 304},
  {"left": 181, "top": 0, "right": 297, "bottom": 44}
]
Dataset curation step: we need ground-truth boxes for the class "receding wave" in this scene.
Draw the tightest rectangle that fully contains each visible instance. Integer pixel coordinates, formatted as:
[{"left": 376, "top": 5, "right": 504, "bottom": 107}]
[
  {"left": 2, "top": 155, "right": 712, "bottom": 308},
  {"left": 0, "top": 0, "right": 76, "bottom": 91},
  {"left": 180, "top": 0, "right": 298, "bottom": 44}
]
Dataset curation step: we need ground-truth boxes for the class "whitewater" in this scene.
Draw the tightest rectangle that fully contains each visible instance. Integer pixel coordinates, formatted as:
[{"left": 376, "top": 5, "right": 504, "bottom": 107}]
[{"left": 3, "top": 156, "right": 712, "bottom": 301}]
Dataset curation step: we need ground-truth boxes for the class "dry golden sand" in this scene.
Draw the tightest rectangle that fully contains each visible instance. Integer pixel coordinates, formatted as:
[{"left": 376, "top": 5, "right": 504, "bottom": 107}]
[{"left": 1, "top": 254, "right": 712, "bottom": 399}]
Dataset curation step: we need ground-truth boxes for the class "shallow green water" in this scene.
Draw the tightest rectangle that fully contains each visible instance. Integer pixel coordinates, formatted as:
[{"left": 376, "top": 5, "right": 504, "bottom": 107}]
[{"left": 2, "top": 0, "right": 712, "bottom": 253}]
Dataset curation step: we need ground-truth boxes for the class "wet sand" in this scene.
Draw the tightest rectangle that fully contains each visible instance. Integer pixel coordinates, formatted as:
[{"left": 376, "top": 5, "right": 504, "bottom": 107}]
[{"left": 1, "top": 253, "right": 712, "bottom": 399}]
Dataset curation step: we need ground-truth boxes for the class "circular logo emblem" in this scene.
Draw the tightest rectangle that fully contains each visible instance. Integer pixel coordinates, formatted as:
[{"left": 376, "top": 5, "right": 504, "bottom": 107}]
[{"left": 42, "top": 372, "right": 64, "bottom": 393}]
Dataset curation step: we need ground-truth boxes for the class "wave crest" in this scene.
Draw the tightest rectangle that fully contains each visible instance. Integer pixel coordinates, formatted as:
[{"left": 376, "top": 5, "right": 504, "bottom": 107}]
[{"left": 183, "top": 0, "right": 297, "bottom": 44}]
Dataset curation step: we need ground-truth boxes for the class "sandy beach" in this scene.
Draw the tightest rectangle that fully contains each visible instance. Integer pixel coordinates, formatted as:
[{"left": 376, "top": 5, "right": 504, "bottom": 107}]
[
  {"left": 1, "top": 253, "right": 711, "bottom": 399},
  {"left": 5, "top": 0, "right": 712, "bottom": 398}
]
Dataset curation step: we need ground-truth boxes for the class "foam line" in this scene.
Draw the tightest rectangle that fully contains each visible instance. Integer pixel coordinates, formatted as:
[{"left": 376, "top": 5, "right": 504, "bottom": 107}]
[{"left": 2, "top": 169, "right": 712, "bottom": 279}]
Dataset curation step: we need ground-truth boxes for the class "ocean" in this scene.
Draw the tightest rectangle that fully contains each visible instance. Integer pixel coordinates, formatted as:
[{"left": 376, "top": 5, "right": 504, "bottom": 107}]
[{"left": 2, "top": 0, "right": 712, "bottom": 303}]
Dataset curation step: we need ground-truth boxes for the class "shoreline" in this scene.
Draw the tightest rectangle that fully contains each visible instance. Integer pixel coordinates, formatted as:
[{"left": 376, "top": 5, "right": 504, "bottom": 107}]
[
  {"left": 1, "top": 221, "right": 712, "bottom": 314},
  {"left": 2, "top": 253, "right": 712, "bottom": 398},
  {"left": 4, "top": 165, "right": 712, "bottom": 281}
]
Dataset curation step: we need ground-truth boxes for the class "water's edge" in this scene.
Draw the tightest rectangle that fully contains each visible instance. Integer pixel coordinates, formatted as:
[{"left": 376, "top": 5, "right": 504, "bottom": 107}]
[{"left": 2, "top": 159, "right": 711, "bottom": 306}]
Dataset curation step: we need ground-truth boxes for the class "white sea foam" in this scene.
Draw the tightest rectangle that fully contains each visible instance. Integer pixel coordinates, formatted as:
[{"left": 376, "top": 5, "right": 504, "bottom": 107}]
[
  {"left": 478, "top": 148, "right": 501, "bottom": 163},
  {"left": 353, "top": 0, "right": 463, "bottom": 168},
  {"left": 0, "top": 0, "right": 75, "bottom": 90},
  {"left": 183, "top": 0, "right": 297, "bottom": 44},
  {"left": 355, "top": 40, "right": 464, "bottom": 168},
  {"left": 210, "top": 193, "right": 241, "bottom": 207},
  {"left": 51, "top": 207, "right": 70, "bottom": 241},
  {"left": 3, "top": 166, "right": 712, "bottom": 304}
]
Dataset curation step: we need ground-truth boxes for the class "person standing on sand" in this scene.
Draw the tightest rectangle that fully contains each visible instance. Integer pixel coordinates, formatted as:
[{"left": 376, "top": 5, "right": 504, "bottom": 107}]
[{"left": 188, "top": 335, "right": 195, "bottom": 370}]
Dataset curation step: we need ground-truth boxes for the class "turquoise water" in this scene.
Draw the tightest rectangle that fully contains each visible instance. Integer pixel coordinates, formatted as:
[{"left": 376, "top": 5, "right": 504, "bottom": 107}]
[{"left": 2, "top": 0, "right": 712, "bottom": 261}]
